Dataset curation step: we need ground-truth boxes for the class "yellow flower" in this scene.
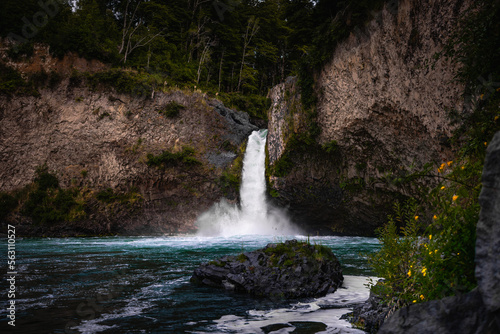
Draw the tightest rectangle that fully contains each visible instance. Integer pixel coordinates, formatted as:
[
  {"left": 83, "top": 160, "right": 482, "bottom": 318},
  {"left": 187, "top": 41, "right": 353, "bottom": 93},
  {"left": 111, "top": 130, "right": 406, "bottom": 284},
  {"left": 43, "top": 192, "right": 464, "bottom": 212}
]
[
  {"left": 453, "top": 195, "right": 459, "bottom": 201},
  {"left": 429, "top": 251, "right": 432, "bottom": 255},
  {"left": 414, "top": 216, "right": 419, "bottom": 220},
  {"left": 435, "top": 249, "right": 438, "bottom": 254},
  {"left": 495, "top": 115, "right": 500, "bottom": 122},
  {"left": 413, "top": 300, "right": 417, "bottom": 303},
  {"left": 457, "top": 252, "right": 460, "bottom": 255},
  {"left": 420, "top": 294, "right": 425, "bottom": 300},
  {"left": 484, "top": 142, "right": 488, "bottom": 146},
  {"left": 440, "top": 186, "right": 445, "bottom": 190},
  {"left": 429, "top": 235, "right": 432, "bottom": 240},
  {"left": 480, "top": 94, "right": 484, "bottom": 100},
  {"left": 433, "top": 215, "right": 438, "bottom": 220},
  {"left": 447, "top": 161, "right": 453, "bottom": 166},
  {"left": 407, "top": 269, "right": 412, "bottom": 277},
  {"left": 437, "top": 163, "right": 446, "bottom": 173},
  {"left": 461, "top": 166, "right": 465, "bottom": 170}
]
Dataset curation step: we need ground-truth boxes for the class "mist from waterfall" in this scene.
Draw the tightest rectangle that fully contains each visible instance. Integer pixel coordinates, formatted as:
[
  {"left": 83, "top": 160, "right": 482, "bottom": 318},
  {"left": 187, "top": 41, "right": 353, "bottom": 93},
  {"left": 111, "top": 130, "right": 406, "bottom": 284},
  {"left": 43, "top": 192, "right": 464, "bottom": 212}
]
[{"left": 196, "top": 130, "right": 300, "bottom": 236}]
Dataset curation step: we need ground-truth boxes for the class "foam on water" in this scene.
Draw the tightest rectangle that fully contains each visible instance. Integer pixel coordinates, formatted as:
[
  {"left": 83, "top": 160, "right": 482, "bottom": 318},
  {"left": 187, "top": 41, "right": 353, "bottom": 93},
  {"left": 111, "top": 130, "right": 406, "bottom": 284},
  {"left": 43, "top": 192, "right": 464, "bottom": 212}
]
[
  {"left": 185, "top": 276, "right": 373, "bottom": 334},
  {"left": 205, "top": 276, "right": 373, "bottom": 334},
  {"left": 196, "top": 130, "right": 301, "bottom": 237}
]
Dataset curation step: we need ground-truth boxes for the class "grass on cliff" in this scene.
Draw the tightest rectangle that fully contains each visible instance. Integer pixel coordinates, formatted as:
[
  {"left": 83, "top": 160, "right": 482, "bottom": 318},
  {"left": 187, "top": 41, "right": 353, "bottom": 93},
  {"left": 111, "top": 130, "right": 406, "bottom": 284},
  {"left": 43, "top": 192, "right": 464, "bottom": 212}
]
[
  {"left": 146, "top": 146, "right": 202, "bottom": 169},
  {"left": 0, "top": 61, "right": 40, "bottom": 96},
  {"left": 218, "top": 140, "right": 246, "bottom": 195},
  {"left": 158, "top": 101, "right": 185, "bottom": 118}
]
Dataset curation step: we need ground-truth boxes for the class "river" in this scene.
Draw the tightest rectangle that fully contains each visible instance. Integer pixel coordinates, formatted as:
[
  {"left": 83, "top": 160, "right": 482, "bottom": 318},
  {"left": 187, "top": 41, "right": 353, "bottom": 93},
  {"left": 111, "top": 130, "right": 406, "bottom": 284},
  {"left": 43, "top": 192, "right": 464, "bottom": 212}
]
[
  {"left": 0, "top": 235, "right": 379, "bottom": 333},
  {"left": 0, "top": 130, "right": 380, "bottom": 333}
]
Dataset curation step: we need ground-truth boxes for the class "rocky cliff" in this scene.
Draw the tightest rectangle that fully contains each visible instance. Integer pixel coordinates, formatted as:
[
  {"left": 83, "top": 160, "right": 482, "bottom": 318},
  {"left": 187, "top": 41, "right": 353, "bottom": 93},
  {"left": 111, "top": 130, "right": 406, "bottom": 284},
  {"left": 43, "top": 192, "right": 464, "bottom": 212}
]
[
  {"left": 0, "top": 43, "right": 257, "bottom": 236},
  {"left": 267, "top": 0, "right": 471, "bottom": 235}
]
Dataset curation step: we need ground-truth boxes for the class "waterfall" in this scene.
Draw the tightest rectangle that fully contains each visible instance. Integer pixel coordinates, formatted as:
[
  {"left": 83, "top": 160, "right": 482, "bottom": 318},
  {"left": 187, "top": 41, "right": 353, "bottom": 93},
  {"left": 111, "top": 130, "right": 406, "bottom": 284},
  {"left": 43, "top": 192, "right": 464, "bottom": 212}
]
[{"left": 196, "top": 130, "right": 299, "bottom": 236}]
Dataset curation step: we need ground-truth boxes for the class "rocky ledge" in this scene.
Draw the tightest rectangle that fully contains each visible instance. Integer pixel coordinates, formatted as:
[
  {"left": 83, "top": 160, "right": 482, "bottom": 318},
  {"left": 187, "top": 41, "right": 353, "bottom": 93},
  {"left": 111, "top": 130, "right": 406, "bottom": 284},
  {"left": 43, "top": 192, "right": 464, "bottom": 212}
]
[{"left": 190, "top": 239, "right": 343, "bottom": 299}]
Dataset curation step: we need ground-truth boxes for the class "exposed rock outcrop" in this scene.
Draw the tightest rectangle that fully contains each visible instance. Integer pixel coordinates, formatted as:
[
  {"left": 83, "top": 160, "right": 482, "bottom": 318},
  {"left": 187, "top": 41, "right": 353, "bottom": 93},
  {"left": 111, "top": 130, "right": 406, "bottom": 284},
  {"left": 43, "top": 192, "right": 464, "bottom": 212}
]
[
  {"left": 375, "top": 131, "right": 500, "bottom": 333},
  {"left": 267, "top": 0, "right": 472, "bottom": 235},
  {"left": 379, "top": 288, "right": 496, "bottom": 334},
  {"left": 0, "top": 45, "right": 257, "bottom": 236},
  {"left": 346, "top": 280, "right": 391, "bottom": 333},
  {"left": 475, "top": 131, "right": 500, "bottom": 313},
  {"left": 191, "top": 239, "right": 343, "bottom": 299}
]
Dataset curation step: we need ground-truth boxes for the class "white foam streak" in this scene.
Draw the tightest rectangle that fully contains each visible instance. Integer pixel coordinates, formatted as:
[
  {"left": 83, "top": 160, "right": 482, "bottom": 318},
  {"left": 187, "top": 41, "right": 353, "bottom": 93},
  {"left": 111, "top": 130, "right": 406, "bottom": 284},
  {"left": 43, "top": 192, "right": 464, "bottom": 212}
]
[
  {"left": 210, "top": 276, "right": 374, "bottom": 334},
  {"left": 196, "top": 130, "right": 300, "bottom": 237}
]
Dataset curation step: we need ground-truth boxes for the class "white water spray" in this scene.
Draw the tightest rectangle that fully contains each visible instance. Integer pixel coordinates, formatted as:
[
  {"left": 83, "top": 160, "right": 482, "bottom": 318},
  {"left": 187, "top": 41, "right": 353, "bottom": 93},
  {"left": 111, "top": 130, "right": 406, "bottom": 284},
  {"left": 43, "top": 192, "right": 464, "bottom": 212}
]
[{"left": 196, "top": 130, "right": 300, "bottom": 236}]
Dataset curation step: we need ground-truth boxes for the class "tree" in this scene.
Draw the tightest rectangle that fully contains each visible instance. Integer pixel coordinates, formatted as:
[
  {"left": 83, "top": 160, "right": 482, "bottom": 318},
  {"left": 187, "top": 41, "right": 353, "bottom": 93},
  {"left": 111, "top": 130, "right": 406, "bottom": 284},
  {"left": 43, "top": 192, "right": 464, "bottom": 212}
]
[
  {"left": 118, "top": 0, "right": 165, "bottom": 63},
  {"left": 237, "top": 16, "right": 259, "bottom": 92}
]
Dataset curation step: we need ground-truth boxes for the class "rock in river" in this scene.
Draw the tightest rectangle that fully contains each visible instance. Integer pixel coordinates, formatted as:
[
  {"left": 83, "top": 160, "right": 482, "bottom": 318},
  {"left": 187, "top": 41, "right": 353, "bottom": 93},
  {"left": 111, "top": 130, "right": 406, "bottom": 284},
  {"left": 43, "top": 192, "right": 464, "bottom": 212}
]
[{"left": 190, "top": 239, "right": 343, "bottom": 299}]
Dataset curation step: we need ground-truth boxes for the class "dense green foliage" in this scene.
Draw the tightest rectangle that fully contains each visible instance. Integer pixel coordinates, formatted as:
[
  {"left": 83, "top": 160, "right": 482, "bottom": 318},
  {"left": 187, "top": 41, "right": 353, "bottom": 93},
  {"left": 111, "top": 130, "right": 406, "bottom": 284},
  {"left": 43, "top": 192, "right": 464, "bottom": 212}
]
[
  {"left": 218, "top": 140, "right": 246, "bottom": 195},
  {"left": 146, "top": 146, "right": 201, "bottom": 169},
  {"left": 0, "top": 166, "right": 144, "bottom": 225},
  {"left": 264, "top": 240, "right": 335, "bottom": 266},
  {"left": 158, "top": 101, "right": 185, "bottom": 118},
  {"left": 0, "top": 193, "right": 17, "bottom": 221},
  {"left": 0, "top": 62, "right": 40, "bottom": 96},
  {"left": 21, "top": 166, "right": 85, "bottom": 224},
  {"left": 369, "top": 0, "right": 500, "bottom": 310}
]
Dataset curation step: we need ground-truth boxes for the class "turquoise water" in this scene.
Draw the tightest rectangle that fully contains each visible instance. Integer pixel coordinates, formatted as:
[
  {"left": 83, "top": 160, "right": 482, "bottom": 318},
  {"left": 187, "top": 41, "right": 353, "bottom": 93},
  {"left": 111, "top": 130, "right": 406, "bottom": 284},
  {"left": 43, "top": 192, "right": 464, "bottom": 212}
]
[{"left": 0, "top": 235, "right": 380, "bottom": 333}]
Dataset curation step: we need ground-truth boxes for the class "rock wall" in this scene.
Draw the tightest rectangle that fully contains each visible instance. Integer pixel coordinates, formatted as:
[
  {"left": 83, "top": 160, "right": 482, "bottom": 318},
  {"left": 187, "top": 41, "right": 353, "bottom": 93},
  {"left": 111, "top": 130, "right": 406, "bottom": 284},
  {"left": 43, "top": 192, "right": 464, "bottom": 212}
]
[
  {"left": 0, "top": 49, "right": 257, "bottom": 235},
  {"left": 267, "top": 0, "right": 471, "bottom": 235},
  {"left": 316, "top": 0, "right": 468, "bottom": 174}
]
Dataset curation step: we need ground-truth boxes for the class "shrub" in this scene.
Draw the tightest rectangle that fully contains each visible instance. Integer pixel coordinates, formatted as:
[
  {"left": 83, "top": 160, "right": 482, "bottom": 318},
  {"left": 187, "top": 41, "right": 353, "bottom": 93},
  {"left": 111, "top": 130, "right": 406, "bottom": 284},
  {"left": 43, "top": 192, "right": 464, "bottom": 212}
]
[
  {"left": 33, "top": 165, "right": 59, "bottom": 191},
  {"left": 86, "top": 68, "right": 163, "bottom": 97},
  {"left": 219, "top": 93, "right": 270, "bottom": 120},
  {"left": 6, "top": 42, "right": 34, "bottom": 60},
  {"left": 322, "top": 140, "right": 339, "bottom": 154},
  {"left": 0, "top": 193, "right": 17, "bottom": 220},
  {"left": 96, "top": 188, "right": 143, "bottom": 207},
  {"left": 158, "top": 101, "right": 185, "bottom": 118},
  {"left": 146, "top": 146, "right": 201, "bottom": 169},
  {"left": 0, "top": 62, "right": 32, "bottom": 96},
  {"left": 218, "top": 141, "right": 246, "bottom": 195},
  {"left": 369, "top": 157, "right": 482, "bottom": 307},
  {"left": 22, "top": 166, "right": 85, "bottom": 224}
]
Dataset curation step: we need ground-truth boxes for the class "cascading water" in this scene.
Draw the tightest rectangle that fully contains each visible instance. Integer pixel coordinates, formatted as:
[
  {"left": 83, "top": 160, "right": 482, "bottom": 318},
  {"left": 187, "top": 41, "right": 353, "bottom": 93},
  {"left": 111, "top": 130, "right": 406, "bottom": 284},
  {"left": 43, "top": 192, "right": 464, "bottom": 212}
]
[{"left": 196, "top": 129, "right": 300, "bottom": 236}]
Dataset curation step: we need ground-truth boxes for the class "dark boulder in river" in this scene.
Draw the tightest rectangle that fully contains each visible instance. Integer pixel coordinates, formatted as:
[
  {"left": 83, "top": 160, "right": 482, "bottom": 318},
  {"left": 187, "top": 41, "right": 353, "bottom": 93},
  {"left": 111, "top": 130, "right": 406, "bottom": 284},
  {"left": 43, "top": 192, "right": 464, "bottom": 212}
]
[{"left": 190, "top": 239, "right": 343, "bottom": 299}]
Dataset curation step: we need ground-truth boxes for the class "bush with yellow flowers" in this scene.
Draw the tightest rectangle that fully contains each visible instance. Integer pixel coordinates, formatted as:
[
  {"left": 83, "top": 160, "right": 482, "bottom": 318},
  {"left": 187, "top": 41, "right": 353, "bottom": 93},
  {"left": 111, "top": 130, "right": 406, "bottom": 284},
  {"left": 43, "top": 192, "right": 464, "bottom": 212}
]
[{"left": 369, "top": 157, "right": 480, "bottom": 308}]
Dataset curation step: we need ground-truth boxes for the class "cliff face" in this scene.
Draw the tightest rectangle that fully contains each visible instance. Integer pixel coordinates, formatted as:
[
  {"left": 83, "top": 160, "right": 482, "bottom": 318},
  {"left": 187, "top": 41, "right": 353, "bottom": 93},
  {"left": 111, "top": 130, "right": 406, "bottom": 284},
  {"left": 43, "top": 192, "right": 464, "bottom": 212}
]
[
  {"left": 267, "top": 0, "right": 471, "bottom": 235},
  {"left": 0, "top": 46, "right": 257, "bottom": 236},
  {"left": 316, "top": 0, "right": 468, "bottom": 172}
]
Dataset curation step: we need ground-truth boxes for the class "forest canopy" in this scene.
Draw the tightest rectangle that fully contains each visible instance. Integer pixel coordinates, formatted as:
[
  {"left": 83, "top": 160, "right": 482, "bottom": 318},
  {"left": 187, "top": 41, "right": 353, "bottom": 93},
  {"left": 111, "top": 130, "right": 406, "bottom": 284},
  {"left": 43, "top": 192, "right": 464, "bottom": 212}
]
[{"left": 0, "top": 0, "right": 386, "bottom": 96}]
